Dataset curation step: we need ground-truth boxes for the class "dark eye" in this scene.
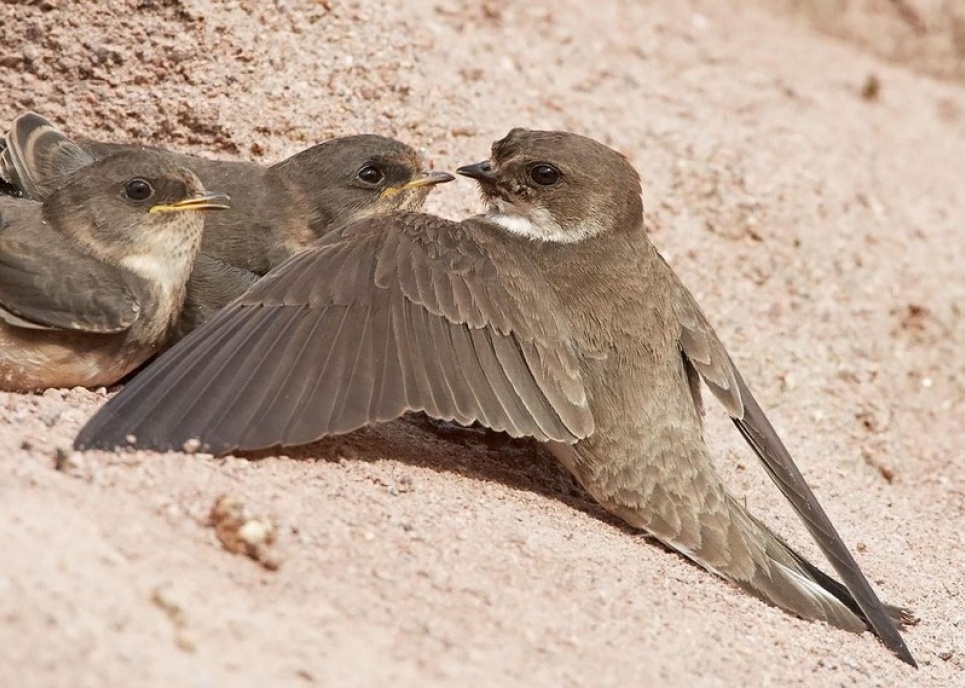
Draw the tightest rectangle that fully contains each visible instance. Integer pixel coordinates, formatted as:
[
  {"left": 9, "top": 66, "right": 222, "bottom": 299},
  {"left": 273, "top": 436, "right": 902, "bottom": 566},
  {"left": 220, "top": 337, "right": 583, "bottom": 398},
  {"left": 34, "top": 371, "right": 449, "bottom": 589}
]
[
  {"left": 357, "top": 165, "right": 384, "bottom": 184},
  {"left": 529, "top": 164, "right": 560, "bottom": 186},
  {"left": 124, "top": 178, "right": 154, "bottom": 201}
]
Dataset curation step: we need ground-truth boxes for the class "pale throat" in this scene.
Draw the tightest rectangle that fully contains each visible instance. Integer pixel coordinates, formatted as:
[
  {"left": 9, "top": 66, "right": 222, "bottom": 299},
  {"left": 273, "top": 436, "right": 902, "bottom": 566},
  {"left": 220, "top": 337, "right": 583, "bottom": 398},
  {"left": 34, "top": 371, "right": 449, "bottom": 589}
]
[
  {"left": 120, "top": 253, "right": 192, "bottom": 296},
  {"left": 485, "top": 198, "right": 604, "bottom": 244},
  {"left": 117, "top": 216, "right": 202, "bottom": 296}
]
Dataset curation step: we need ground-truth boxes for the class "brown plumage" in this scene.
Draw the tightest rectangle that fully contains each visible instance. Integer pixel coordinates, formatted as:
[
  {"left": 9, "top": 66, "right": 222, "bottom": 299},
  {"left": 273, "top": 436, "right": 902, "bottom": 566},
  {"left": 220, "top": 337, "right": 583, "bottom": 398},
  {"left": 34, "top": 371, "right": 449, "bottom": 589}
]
[
  {"left": 75, "top": 128, "right": 915, "bottom": 665},
  {"left": 0, "top": 147, "right": 229, "bottom": 391},
  {"left": 1, "top": 112, "right": 453, "bottom": 336}
]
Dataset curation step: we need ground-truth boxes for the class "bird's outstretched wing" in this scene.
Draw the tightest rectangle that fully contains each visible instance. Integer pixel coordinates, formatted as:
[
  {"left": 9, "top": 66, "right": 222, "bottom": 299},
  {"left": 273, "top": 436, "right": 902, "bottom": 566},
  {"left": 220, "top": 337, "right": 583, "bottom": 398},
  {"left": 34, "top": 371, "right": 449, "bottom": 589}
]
[{"left": 75, "top": 212, "right": 594, "bottom": 453}]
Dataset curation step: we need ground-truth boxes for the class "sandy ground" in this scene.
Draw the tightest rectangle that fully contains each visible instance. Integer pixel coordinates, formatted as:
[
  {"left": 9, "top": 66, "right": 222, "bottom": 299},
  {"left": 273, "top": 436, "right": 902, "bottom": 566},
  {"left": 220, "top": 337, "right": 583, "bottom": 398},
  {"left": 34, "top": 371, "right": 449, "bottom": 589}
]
[
  {"left": 755, "top": 0, "right": 965, "bottom": 83},
  {"left": 2, "top": 0, "right": 964, "bottom": 685}
]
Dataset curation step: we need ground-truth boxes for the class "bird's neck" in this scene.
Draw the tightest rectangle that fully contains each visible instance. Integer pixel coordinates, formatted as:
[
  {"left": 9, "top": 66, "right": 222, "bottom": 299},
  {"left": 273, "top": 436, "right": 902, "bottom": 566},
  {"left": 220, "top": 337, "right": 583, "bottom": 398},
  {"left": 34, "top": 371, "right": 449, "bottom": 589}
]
[{"left": 530, "top": 218, "right": 653, "bottom": 289}]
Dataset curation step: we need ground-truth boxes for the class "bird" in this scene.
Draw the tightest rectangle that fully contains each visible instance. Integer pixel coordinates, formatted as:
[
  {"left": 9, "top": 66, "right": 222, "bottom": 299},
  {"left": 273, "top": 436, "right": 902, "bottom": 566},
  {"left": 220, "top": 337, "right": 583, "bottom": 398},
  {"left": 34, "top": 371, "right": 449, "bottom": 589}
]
[
  {"left": 0, "top": 147, "right": 229, "bottom": 391},
  {"left": 74, "top": 128, "right": 916, "bottom": 665},
  {"left": 0, "top": 112, "right": 454, "bottom": 335}
]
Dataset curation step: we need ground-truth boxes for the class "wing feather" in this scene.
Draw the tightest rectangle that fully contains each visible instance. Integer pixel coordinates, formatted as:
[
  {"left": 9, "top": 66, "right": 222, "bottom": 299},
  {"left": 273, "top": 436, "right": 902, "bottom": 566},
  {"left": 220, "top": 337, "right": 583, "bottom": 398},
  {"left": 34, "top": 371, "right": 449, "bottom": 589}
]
[
  {"left": 0, "top": 223, "right": 140, "bottom": 333},
  {"left": 75, "top": 212, "right": 594, "bottom": 452},
  {"left": 676, "top": 285, "right": 913, "bottom": 665}
]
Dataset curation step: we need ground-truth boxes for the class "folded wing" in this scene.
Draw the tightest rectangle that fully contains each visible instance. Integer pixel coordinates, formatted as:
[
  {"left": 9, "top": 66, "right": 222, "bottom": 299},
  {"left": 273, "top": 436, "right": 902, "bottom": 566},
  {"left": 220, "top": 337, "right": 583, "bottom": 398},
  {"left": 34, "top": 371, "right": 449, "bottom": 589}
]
[
  {"left": 0, "top": 215, "right": 140, "bottom": 333},
  {"left": 676, "top": 288, "right": 915, "bottom": 666}
]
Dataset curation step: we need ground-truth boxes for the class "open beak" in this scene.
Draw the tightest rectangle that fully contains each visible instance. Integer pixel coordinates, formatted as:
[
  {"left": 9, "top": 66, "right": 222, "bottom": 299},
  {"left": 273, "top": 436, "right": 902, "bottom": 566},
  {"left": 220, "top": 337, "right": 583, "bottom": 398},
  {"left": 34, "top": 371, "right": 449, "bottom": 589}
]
[
  {"left": 149, "top": 191, "right": 232, "bottom": 213},
  {"left": 455, "top": 160, "right": 497, "bottom": 183},
  {"left": 379, "top": 170, "right": 455, "bottom": 198}
]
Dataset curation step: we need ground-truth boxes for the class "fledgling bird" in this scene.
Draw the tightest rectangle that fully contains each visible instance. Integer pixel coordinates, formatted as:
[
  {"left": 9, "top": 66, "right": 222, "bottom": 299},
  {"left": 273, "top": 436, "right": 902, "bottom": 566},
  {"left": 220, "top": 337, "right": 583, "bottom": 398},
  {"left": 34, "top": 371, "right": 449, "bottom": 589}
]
[
  {"left": 74, "top": 129, "right": 915, "bottom": 665},
  {"left": 0, "top": 112, "right": 454, "bottom": 335},
  {"left": 0, "top": 148, "right": 229, "bottom": 391}
]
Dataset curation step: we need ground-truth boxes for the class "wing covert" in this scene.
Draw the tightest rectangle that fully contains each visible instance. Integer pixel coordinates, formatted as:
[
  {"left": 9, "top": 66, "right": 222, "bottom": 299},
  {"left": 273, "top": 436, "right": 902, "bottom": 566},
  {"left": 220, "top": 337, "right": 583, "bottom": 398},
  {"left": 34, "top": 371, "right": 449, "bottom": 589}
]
[{"left": 0, "top": 229, "right": 140, "bottom": 333}]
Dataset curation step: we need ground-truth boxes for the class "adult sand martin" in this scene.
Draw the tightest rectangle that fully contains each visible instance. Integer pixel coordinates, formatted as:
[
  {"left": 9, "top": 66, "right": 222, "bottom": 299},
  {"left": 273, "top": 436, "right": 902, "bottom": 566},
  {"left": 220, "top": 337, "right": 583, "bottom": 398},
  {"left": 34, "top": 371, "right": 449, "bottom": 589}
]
[
  {"left": 0, "top": 147, "right": 229, "bottom": 391},
  {"left": 1, "top": 112, "right": 454, "bottom": 335},
  {"left": 74, "top": 129, "right": 915, "bottom": 665}
]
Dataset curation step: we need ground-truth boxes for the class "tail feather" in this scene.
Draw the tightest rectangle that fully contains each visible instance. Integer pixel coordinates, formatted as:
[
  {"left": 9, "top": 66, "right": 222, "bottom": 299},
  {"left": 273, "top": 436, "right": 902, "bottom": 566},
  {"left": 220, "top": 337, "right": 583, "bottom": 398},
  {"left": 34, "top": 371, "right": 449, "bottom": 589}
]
[
  {"left": 0, "top": 112, "right": 94, "bottom": 200},
  {"left": 770, "top": 529, "right": 916, "bottom": 628},
  {"left": 735, "top": 517, "right": 868, "bottom": 633},
  {"left": 693, "top": 501, "right": 910, "bottom": 635},
  {"left": 0, "top": 136, "right": 21, "bottom": 198},
  {"left": 548, "top": 441, "right": 910, "bottom": 641}
]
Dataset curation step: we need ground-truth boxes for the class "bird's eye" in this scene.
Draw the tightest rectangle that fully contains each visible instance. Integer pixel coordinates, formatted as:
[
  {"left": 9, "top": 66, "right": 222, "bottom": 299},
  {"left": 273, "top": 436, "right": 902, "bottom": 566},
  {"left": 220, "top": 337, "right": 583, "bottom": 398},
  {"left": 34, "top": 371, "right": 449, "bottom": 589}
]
[
  {"left": 124, "top": 178, "right": 154, "bottom": 201},
  {"left": 357, "top": 165, "right": 384, "bottom": 184},
  {"left": 529, "top": 164, "right": 561, "bottom": 186}
]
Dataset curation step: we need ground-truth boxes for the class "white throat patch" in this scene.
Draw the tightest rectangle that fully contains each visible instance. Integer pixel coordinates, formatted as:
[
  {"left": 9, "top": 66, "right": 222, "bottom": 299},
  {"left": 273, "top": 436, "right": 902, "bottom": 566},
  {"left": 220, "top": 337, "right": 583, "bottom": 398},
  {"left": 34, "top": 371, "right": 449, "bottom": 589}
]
[
  {"left": 116, "top": 215, "right": 201, "bottom": 297},
  {"left": 486, "top": 200, "right": 604, "bottom": 244},
  {"left": 120, "top": 253, "right": 192, "bottom": 297}
]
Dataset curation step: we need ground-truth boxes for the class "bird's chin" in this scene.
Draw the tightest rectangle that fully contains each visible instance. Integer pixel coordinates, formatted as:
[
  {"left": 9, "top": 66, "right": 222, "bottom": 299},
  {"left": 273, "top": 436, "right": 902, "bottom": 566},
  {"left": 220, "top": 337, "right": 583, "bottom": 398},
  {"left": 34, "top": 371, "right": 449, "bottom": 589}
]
[
  {"left": 375, "top": 187, "right": 430, "bottom": 215},
  {"left": 488, "top": 196, "right": 522, "bottom": 216},
  {"left": 397, "top": 186, "right": 432, "bottom": 211},
  {"left": 476, "top": 187, "right": 504, "bottom": 212}
]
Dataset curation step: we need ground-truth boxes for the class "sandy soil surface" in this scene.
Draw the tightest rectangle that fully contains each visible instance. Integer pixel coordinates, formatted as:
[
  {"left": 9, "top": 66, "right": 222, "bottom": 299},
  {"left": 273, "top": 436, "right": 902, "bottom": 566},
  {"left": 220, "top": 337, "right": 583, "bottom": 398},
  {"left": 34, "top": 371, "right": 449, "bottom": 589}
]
[
  {"left": 2, "top": 0, "right": 964, "bottom": 685},
  {"left": 756, "top": 0, "right": 965, "bottom": 84}
]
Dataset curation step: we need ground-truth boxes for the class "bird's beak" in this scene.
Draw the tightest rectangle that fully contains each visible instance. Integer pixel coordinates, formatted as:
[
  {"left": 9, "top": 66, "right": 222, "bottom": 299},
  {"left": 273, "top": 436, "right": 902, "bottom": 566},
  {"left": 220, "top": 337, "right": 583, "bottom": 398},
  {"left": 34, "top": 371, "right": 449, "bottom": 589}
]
[
  {"left": 455, "top": 160, "right": 497, "bottom": 183},
  {"left": 149, "top": 191, "right": 232, "bottom": 213},
  {"left": 379, "top": 170, "right": 455, "bottom": 198}
]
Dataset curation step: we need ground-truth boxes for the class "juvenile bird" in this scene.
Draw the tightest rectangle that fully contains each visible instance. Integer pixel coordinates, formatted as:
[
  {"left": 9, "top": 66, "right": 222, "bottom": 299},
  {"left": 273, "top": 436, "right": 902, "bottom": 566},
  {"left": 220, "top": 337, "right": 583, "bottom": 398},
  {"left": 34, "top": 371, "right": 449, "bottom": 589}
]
[
  {"left": 0, "top": 148, "right": 229, "bottom": 391},
  {"left": 1, "top": 112, "right": 454, "bottom": 335}
]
